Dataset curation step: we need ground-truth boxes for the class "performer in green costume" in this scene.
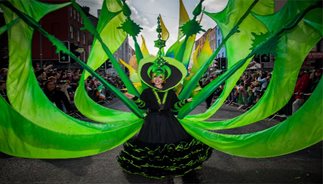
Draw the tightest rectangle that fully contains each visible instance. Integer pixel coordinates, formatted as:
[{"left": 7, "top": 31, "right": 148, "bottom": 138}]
[
  {"left": 0, "top": 0, "right": 321, "bottom": 180},
  {"left": 118, "top": 22, "right": 212, "bottom": 178}
]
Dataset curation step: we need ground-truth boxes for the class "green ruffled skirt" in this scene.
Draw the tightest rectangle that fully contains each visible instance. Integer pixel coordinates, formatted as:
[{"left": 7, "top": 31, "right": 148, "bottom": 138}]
[{"left": 117, "top": 138, "right": 212, "bottom": 179}]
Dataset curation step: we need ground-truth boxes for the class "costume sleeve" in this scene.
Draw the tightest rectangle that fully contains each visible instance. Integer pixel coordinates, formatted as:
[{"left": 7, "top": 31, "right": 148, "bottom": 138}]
[
  {"left": 169, "top": 90, "right": 188, "bottom": 112},
  {"left": 132, "top": 96, "right": 146, "bottom": 109},
  {"left": 132, "top": 89, "right": 150, "bottom": 109},
  {"left": 173, "top": 99, "right": 188, "bottom": 112}
]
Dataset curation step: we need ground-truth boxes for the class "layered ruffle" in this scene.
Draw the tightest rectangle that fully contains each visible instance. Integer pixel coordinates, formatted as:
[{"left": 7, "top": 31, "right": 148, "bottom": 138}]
[{"left": 117, "top": 139, "right": 212, "bottom": 179}]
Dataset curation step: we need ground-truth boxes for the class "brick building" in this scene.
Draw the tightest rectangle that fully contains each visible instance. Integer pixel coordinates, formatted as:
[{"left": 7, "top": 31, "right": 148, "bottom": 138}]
[{"left": 32, "top": 0, "right": 97, "bottom": 68}]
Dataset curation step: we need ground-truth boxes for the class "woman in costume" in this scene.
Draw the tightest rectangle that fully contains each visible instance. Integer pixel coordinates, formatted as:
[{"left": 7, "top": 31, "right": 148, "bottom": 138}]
[{"left": 117, "top": 42, "right": 212, "bottom": 178}]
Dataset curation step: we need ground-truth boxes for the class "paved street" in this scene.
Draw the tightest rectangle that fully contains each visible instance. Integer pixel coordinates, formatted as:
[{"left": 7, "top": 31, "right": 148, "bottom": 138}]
[{"left": 0, "top": 100, "right": 322, "bottom": 184}]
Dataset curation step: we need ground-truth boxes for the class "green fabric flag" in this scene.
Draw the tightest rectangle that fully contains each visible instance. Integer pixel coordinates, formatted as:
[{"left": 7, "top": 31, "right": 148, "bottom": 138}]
[
  {"left": 180, "top": 78, "right": 323, "bottom": 158},
  {"left": 178, "top": 0, "right": 277, "bottom": 118},
  {"left": 0, "top": 18, "right": 19, "bottom": 35},
  {"left": 73, "top": 0, "right": 144, "bottom": 122},
  {"left": 0, "top": 95, "right": 142, "bottom": 158},
  {"left": 0, "top": 0, "right": 142, "bottom": 158},
  {"left": 75, "top": 76, "right": 139, "bottom": 123},
  {"left": 191, "top": 0, "right": 272, "bottom": 115},
  {"left": 185, "top": 1, "right": 322, "bottom": 130},
  {"left": 178, "top": 0, "right": 270, "bottom": 101},
  {"left": 1, "top": 0, "right": 144, "bottom": 119},
  {"left": 72, "top": 0, "right": 139, "bottom": 97},
  {"left": 0, "top": 0, "right": 321, "bottom": 160}
]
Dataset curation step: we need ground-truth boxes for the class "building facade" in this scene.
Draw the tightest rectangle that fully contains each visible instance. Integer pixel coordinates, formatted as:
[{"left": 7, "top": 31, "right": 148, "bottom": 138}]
[
  {"left": 195, "top": 27, "right": 227, "bottom": 70},
  {"left": 32, "top": 0, "right": 96, "bottom": 68},
  {"left": 32, "top": 0, "right": 133, "bottom": 71},
  {"left": 215, "top": 26, "right": 226, "bottom": 59},
  {"left": 106, "top": 37, "right": 133, "bottom": 76},
  {"left": 195, "top": 28, "right": 216, "bottom": 56}
]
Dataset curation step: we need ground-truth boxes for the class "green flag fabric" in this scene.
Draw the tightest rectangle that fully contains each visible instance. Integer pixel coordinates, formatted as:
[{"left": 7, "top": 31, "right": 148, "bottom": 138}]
[
  {"left": 0, "top": 0, "right": 321, "bottom": 159},
  {"left": 73, "top": 0, "right": 143, "bottom": 122},
  {"left": 0, "top": 0, "right": 142, "bottom": 158},
  {"left": 181, "top": 78, "right": 323, "bottom": 158},
  {"left": 184, "top": 0, "right": 322, "bottom": 127}
]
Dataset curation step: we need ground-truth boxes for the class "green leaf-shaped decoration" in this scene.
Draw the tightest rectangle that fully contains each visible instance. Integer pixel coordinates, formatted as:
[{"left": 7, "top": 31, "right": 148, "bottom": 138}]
[
  {"left": 121, "top": 0, "right": 131, "bottom": 17},
  {"left": 180, "top": 19, "right": 205, "bottom": 37},
  {"left": 119, "top": 18, "right": 142, "bottom": 37},
  {"left": 154, "top": 39, "right": 166, "bottom": 49},
  {"left": 251, "top": 32, "right": 278, "bottom": 56},
  {"left": 193, "top": 0, "right": 204, "bottom": 17}
]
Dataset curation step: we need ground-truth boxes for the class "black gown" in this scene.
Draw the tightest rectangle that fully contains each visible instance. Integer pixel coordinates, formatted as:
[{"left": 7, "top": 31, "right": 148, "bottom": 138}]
[{"left": 117, "top": 88, "right": 212, "bottom": 179}]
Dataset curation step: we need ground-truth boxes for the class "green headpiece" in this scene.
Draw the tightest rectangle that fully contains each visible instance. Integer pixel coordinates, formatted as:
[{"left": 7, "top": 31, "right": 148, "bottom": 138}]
[
  {"left": 147, "top": 57, "right": 171, "bottom": 79},
  {"left": 147, "top": 16, "right": 171, "bottom": 79},
  {"left": 139, "top": 16, "right": 187, "bottom": 91}
]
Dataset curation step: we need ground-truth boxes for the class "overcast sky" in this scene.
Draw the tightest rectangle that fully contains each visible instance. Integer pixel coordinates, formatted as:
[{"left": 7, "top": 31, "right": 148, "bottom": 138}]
[{"left": 76, "top": 0, "right": 228, "bottom": 54}]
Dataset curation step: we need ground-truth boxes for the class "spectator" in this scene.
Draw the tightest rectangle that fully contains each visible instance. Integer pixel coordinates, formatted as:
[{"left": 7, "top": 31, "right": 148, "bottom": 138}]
[
  {"left": 0, "top": 68, "right": 8, "bottom": 102},
  {"left": 43, "top": 80, "right": 72, "bottom": 113},
  {"left": 199, "top": 74, "right": 217, "bottom": 109},
  {"left": 292, "top": 70, "right": 310, "bottom": 113},
  {"left": 0, "top": 68, "right": 8, "bottom": 81},
  {"left": 34, "top": 63, "right": 53, "bottom": 78},
  {"left": 0, "top": 80, "right": 8, "bottom": 102},
  {"left": 257, "top": 71, "right": 269, "bottom": 92},
  {"left": 309, "top": 68, "right": 322, "bottom": 92}
]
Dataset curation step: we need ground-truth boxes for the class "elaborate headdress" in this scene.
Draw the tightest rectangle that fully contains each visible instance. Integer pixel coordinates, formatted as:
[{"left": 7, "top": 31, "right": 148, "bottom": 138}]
[{"left": 139, "top": 16, "right": 187, "bottom": 91}]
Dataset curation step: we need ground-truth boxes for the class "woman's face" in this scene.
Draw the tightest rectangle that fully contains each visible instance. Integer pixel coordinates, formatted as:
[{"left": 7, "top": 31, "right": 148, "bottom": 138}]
[
  {"left": 46, "top": 81, "right": 56, "bottom": 91},
  {"left": 152, "top": 74, "right": 165, "bottom": 86}
]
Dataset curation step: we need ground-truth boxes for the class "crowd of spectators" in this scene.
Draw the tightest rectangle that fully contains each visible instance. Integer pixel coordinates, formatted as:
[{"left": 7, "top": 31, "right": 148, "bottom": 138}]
[
  {"left": 198, "top": 68, "right": 272, "bottom": 111},
  {"left": 199, "top": 66, "right": 321, "bottom": 118},
  {"left": 35, "top": 63, "right": 125, "bottom": 114},
  {"left": 0, "top": 63, "right": 321, "bottom": 119},
  {"left": 34, "top": 63, "right": 81, "bottom": 114},
  {"left": 85, "top": 73, "right": 125, "bottom": 105},
  {"left": 0, "top": 63, "right": 125, "bottom": 116},
  {"left": 226, "top": 70, "right": 271, "bottom": 110}
]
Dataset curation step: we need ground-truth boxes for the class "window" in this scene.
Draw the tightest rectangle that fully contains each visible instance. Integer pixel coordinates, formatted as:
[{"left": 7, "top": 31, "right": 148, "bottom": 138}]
[
  {"left": 73, "top": 9, "right": 76, "bottom": 19},
  {"left": 69, "top": 26, "right": 74, "bottom": 39},
  {"left": 77, "top": 30, "right": 80, "bottom": 42},
  {"left": 69, "top": 7, "right": 73, "bottom": 17},
  {"left": 79, "top": 32, "right": 82, "bottom": 43},
  {"left": 83, "top": 33, "right": 86, "bottom": 44},
  {"left": 82, "top": 52, "right": 86, "bottom": 61}
]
